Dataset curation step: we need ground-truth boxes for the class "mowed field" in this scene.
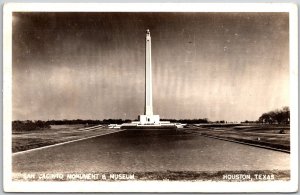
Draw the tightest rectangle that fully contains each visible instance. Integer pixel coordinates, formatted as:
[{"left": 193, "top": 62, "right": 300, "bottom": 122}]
[
  {"left": 12, "top": 124, "right": 123, "bottom": 153},
  {"left": 186, "top": 124, "right": 290, "bottom": 152}
]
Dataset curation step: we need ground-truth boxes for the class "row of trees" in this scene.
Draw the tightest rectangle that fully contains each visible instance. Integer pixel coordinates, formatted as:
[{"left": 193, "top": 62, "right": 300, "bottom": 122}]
[
  {"left": 12, "top": 119, "right": 132, "bottom": 132},
  {"left": 13, "top": 106, "right": 290, "bottom": 132},
  {"left": 12, "top": 118, "right": 210, "bottom": 132},
  {"left": 258, "top": 106, "right": 290, "bottom": 124},
  {"left": 13, "top": 120, "right": 51, "bottom": 132},
  {"left": 164, "top": 118, "right": 209, "bottom": 124},
  {"left": 45, "top": 119, "right": 132, "bottom": 125}
]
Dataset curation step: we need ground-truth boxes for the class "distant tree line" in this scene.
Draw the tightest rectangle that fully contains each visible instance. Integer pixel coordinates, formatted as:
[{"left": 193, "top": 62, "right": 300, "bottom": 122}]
[
  {"left": 45, "top": 119, "right": 103, "bottom": 125},
  {"left": 163, "top": 118, "right": 209, "bottom": 124},
  {"left": 12, "top": 119, "right": 132, "bottom": 132},
  {"left": 12, "top": 118, "right": 209, "bottom": 132},
  {"left": 45, "top": 119, "right": 131, "bottom": 125},
  {"left": 12, "top": 120, "right": 51, "bottom": 132},
  {"left": 213, "top": 120, "right": 226, "bottom": 123},
  {"left": 241, "top": 120, "right": 258, "bottom": 123},
  {"left": 258, "top": 106, "right": 290, "bottom": 124},
  {"left": 32, "top": 119, "right": 131, "bottom": 125}
]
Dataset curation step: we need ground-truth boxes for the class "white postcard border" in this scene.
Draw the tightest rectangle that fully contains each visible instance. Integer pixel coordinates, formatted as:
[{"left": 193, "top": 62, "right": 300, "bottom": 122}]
[{"left": 3, "top": 3, "right": 298, "bottom": 192}]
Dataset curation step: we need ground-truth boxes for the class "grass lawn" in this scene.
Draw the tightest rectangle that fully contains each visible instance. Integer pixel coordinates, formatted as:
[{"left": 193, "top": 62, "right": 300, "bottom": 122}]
[
  {"left": 12, "top": 124, "right": 121, "bottom": 153},
  {"left": 184, "top": 124, "right": 290, "bottom": 152}
]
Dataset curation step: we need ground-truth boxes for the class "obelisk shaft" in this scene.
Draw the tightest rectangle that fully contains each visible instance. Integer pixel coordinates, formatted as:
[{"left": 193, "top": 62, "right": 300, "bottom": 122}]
[{"left": 145, "top": 29, "right": 153, "bottom": 116}]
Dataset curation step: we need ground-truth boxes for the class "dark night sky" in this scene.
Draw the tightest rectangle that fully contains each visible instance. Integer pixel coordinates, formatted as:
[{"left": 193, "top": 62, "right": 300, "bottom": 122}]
[{"left": 12, "top": 12, "right": 289, "bottom": 121}]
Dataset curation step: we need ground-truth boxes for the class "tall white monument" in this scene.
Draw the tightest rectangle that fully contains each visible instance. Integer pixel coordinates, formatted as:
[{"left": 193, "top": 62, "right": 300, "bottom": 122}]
[
  {"left": 110, "top": 29, "right": 183, "bottom": 129},
  {"left": 139, "top": 29, "right": 160, "bottom": 125}
]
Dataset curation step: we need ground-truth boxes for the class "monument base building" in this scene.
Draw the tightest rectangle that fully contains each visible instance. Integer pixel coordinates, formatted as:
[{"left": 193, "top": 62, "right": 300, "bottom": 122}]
[
  {"left": 109, "top": 120, "right": 183, "bottom": 129},
  {"left": 138, "top": 115, "right": 160, "bottom": 125}
]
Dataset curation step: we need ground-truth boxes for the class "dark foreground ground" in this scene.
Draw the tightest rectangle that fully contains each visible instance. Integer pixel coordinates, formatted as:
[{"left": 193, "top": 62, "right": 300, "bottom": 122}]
[{"left": 13, "top": 129, "right": 290, "bottom": 181}]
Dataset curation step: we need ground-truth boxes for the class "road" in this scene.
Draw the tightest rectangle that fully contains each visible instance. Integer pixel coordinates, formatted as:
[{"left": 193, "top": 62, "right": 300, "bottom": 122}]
[{"left": 13, "top": 129, "right": 290, "bottom": 174}]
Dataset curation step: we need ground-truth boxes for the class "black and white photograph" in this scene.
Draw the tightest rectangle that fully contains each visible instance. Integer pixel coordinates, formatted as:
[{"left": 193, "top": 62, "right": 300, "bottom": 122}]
[{"left": 3, "top": 3, "right": 298, "bottom": 193}]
